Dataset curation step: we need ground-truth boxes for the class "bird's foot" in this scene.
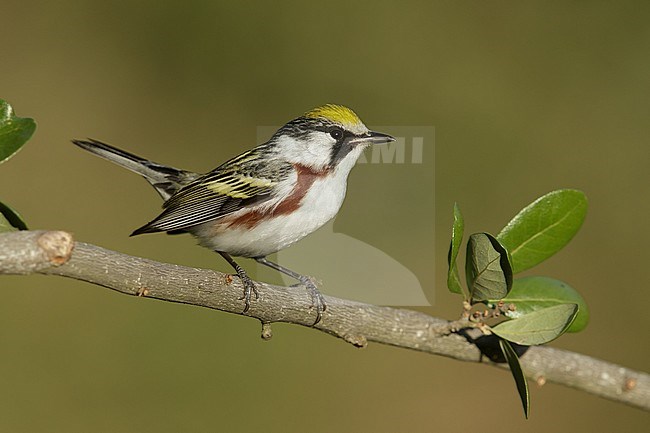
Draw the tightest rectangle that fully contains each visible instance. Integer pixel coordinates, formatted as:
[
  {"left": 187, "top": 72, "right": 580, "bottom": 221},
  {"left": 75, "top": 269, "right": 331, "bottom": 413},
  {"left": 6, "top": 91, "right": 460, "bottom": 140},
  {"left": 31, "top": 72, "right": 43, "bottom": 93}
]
[
  {"left": 218, "top": 251, "right": 260, "bottom": 314},
  {"left": 251, "top": 256, "right": 326, "bottom": 325},
  {"left": 237, "top": 271, "right": 259, "bottom": 313},
  {"left": 300, "top": 277, "right": 326, "bottom": 325}
]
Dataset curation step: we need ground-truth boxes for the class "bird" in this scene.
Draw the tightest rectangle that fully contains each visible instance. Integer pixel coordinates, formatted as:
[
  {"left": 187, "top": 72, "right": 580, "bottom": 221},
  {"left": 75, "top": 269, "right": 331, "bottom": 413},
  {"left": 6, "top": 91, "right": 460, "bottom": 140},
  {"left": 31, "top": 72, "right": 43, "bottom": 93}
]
[{"left": 72, "top": 104, "right": 394, "bottom": 324}]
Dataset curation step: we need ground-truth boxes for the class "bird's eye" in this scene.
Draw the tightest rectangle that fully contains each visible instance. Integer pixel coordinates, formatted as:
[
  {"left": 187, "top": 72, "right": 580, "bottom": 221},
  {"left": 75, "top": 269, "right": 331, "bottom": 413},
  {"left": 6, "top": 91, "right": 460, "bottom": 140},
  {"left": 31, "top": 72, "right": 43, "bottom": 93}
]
[{"left": 329, "top": 128, "right": 343, "bottom": 140}]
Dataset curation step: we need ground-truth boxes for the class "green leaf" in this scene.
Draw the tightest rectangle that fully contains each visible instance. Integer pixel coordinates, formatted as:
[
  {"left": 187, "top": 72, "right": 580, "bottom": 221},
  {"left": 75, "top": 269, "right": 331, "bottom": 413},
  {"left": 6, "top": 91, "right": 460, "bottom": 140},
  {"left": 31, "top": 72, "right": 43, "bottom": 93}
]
[
  {"left": 491, "top": 303, "right": 578, "bottom": 345},
  {"left": 447, "top": 203, "right": 465, "bottom": 296},
  {"left": 0, "top": 212, "right": 16, "bottom": 232},
  {"left": 497, "top": 190, "right": 587, "bottom": 273},
  {"left": 0, "top": 99, "right": 36, "bottom": 164},
  {"left": 0, "top": 201, "right": 28, "bottom": 231},
  {"left": 499, "top": 339, "right": 530, "bottom": 419},
  {"left": 465, "top": 233, "right": 513, "bottom": 302},
  {"left": 492, "top": 276, "right": 589, "bottom": 333}
]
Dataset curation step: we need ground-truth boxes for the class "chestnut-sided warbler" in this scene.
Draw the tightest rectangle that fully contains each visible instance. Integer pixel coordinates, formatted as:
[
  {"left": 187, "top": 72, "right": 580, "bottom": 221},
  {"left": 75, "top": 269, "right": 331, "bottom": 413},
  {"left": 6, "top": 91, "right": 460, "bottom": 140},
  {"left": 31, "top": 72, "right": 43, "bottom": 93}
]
[{"left": 73, "top": 104, "right": 394, "bottom": 323}]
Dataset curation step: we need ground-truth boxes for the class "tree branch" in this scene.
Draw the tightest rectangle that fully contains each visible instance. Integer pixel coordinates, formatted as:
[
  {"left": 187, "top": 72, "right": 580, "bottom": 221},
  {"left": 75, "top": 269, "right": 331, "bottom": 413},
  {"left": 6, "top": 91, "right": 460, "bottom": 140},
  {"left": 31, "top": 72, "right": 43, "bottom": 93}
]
[{"left": 1, "top": 230, "right": 648, "bottom": 411}]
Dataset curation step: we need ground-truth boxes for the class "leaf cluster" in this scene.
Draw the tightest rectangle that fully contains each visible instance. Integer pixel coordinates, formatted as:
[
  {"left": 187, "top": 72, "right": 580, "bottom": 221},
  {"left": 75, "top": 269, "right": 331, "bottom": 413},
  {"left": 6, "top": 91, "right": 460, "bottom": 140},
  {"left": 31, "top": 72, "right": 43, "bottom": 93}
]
[{"left": 447, "top": 190, "right": 589, "bottom": 417}]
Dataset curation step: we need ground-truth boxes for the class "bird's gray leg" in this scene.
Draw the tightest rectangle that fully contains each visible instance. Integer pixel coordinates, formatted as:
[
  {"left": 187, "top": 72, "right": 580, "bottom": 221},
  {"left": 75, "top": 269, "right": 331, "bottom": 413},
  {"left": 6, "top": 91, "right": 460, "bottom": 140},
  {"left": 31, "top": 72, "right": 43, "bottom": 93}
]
[
  {"left": 218, "top": 251, "right": 259, "bottom": 313},
  {"left": 254, "top": 256, "right": 326, "bottom": 325}
]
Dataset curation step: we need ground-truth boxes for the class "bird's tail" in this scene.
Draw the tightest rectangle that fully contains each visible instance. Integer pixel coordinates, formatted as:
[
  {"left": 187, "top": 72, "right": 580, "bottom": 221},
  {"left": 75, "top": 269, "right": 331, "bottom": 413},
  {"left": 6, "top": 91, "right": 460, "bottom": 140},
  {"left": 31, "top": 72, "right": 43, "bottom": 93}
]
[{"left": 72, "top": 139, "right": 199, "bottom": 200}]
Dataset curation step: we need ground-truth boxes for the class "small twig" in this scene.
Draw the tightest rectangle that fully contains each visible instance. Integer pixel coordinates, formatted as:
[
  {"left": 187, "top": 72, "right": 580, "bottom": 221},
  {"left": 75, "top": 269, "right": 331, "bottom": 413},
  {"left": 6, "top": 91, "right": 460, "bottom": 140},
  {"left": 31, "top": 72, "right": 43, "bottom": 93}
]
[{"left": 1, "top": 230, "right": 648, "bottom": 411}]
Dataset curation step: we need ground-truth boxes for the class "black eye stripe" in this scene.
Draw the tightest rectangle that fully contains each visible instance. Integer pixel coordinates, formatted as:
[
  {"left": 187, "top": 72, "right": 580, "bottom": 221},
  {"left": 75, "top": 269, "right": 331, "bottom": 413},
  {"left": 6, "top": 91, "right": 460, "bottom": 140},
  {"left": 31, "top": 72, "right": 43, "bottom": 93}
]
[{"left": 313, "top": 125, "right": 355, "bottom": 141}]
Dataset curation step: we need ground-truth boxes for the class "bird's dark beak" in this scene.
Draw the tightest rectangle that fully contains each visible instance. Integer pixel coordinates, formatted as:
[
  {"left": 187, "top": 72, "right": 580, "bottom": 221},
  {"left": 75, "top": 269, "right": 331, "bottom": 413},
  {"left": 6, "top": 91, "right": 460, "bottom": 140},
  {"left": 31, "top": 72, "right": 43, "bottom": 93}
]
[{"left": 350, "top": 131, "right": 395, "bottom": 145}]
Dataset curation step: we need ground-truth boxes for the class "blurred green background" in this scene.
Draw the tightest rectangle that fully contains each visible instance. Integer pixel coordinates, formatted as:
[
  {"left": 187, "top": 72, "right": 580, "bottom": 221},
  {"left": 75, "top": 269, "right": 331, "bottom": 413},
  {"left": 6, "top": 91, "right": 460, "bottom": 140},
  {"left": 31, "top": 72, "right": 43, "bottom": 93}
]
[{"left": 1, "top": 1, "right": 649, "bottom": 431}]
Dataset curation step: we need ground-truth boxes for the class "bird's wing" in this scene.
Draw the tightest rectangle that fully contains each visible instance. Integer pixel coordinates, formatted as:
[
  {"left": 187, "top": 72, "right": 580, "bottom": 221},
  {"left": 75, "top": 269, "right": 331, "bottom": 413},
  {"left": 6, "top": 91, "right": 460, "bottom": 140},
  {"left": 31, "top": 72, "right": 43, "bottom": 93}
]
[{"left": 132, "top": 148, "right": 294, "bottom": 234}]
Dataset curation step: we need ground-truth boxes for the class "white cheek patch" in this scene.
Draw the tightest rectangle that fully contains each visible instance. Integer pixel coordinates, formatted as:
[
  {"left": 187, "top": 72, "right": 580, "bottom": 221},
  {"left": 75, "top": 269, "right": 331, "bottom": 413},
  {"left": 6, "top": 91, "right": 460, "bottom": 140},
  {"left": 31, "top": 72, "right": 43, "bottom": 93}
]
[
  {"left": 304, "top": 132, "right": 335, "bottom": 166},
  {"left": 275, "top": 132, "right": 332, "bottom": 170}
]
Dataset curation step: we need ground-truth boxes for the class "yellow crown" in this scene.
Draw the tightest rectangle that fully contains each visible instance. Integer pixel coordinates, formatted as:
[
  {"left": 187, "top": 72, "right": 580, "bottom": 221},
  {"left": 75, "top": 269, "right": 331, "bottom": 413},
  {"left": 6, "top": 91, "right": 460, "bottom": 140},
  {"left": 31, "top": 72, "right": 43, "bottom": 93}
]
[{"left": 305, "top": 104, "right": 363, "bottom": 129}]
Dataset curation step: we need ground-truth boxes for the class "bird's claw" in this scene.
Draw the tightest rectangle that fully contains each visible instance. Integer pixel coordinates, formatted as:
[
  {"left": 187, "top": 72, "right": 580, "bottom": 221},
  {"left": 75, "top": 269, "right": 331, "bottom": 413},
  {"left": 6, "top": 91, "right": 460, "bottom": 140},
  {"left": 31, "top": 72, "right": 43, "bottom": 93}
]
[
  {"left": 238, "top": 273, "right": 259, "bottom": 313},
  {"left": 302, "top": 277, "right": 326, "bottom": 325}
]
